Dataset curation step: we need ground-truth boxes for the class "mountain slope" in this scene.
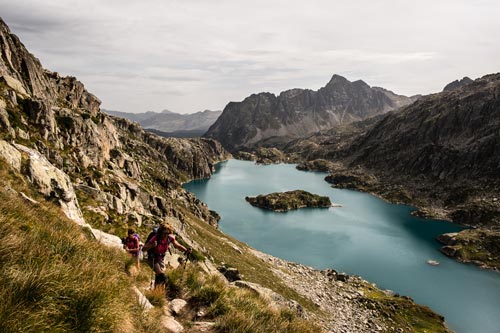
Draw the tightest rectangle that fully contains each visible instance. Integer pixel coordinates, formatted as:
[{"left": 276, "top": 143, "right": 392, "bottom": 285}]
[
  {"left": 204, "top": 75, "right": 417, "bottom": 152},
  {"left": 0, "top": 17, "right": 452, "bottom": 332},
  {"left": 347, "top": 73, "right": 500, "bottom": 225},
  {"left": 104, "top": 109, "right": 222, "bottom": 136}
]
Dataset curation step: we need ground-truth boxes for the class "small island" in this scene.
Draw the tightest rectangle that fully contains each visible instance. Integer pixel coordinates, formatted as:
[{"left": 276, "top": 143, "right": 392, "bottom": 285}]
[{"left": 245, "top": 190, "right": 332, "bottom": 212}]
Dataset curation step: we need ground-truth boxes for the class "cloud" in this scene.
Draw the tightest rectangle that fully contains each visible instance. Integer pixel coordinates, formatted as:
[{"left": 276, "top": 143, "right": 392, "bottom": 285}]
[{"left": 1, "top": 0, "right": 499, "bottom": 113}]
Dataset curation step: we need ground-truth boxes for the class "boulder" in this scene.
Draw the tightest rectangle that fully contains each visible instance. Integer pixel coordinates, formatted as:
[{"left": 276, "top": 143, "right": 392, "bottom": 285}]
[
  {"left": 14, "top": 143, "right": 86, "bottom": 225},
  {"left": 133, "top": 286, "right": 154, "bottom": 311},
  {"left": 218, "top": 265, "right": 241, "bottom": 282},
  {"left": 0, "top": 140, "right": 21, "bottom": 171},
  {"left": 170, "top": 298, "right": 187, "bottom": 315},
  {"left": 437, "top": 233, "right": 458, "bottom": 245},
  {"left": 232, "top": 280, "right": 306, "bottom": 318},
  {"left": 160, "top": 315, "right": 184, "bottom": 333}
]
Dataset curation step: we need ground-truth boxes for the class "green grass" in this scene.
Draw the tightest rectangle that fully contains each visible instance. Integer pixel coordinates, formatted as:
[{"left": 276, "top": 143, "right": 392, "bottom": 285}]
[
  {"left": 362, "top": 285, "right": 451, "bottom": 333},
  {"left": 0, "top": 159, "right": 159, "bottom": 333},
  {"left": 177, "top": 207, "right": 319, "bottom": 313},
  {"left": 157, "top": 264, "right": 321, "bottom": 333}
]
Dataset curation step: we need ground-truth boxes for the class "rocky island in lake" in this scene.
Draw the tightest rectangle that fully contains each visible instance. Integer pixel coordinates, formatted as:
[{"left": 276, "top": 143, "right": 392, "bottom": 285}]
[{"left": 245, "top": 190, "right": 332, "bottom": 212}]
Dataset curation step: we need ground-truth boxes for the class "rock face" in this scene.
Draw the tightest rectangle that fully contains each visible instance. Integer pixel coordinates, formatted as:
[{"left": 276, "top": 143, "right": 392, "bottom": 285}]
[
  {"left": 245, "top": 190, "right": 332, "bottom": 212},
  {"left": 443, "top": 76, "right": 473, "bottom": 91},
  {"left": 104, "top": 109, "right": 222, "bottom": 137},
  {"left": 346, "top": 74, "right": 500, "bottom": 225},
  {"left": 437, "top": 229, "right": 500, "bottom": 270},
  {"left": 204, "top": 75, "right": 418, "bottom": 152},
  {"left": 0, "top": 18, "right": 230, "bottom": 232}
]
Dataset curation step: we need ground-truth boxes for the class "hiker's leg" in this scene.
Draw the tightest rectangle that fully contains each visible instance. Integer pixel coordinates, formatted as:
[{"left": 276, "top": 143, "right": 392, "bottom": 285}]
[{"left": 153, "top": 256, "right": 167, "bottom": 287}]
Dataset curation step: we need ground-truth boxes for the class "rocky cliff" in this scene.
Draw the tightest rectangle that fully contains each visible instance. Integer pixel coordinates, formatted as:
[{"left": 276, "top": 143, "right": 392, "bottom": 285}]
[
  {"left": 204, "top": 74, "right": 417, "bottom": 152},
  {"left": 0, "top": 17, "right": 455, "bottom": 332},
  {"left": 443, "top": 76, "right": 473, "bottom": 91},
  {"left": 0, "top": 17, "right": 229, "bottom": 231},
  {"left": 347, "top": 74, "right": 500, "bottom": 223},
  {"left": 104, "top": 109, "right": 222, "bottom": 137}
]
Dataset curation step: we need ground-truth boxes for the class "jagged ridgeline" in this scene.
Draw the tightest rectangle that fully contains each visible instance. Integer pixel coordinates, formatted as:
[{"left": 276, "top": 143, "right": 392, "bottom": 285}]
[
  {"left": 204, "top": 74, "right": 418, "bottom": 152},
  {"left": 0, "top": 18, "right": 229, "bottom": 230},
  {"left": 0, "top": 17, "right": 454, "bottom": 333}
]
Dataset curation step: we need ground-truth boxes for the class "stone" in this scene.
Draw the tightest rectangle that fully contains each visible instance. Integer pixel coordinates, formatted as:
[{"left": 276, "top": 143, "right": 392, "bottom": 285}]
[
  {"left": 14, "top": 143, "right": 86, "bottom": 225},
  {"left": 0, "top": 140, "right": 22, "bottom": 171},
  {"left": 160, "top": 315, "right": 184, "bottom": 333},
  {"left": 0, "top": 75, "right": 29, "bottom": 98},
  {"left": 232, "top": 280, "right": 305, "bottom": 317},
  {"left": 170, "top": 298, "right": 187, "bottom": 315},
  {"left": 16, "top": 127, "right": 29, "bottom": 140},
  {"left": 436, "top": 233, "right": 458, "bottom": 245},
  {"left": 191, "top": 322, "right": 215, "bottom": 332},
  {"left": 218, "top": 266, "right": 241, "bottom": 282},
  {"left": 133, "top": 286, "right": 154, "bottom": 311}
]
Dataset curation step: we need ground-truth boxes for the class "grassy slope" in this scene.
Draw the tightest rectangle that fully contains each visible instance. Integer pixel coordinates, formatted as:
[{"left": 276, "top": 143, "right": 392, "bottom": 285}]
[
  {"left": 0, "top": 156, "right": 320, "bottom": 332},
  {"left": 0, "top": 159, "right": 165, "bottom": 333}
]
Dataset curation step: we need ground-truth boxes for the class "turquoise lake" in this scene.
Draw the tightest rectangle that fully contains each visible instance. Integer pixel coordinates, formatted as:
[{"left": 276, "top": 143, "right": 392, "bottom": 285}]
[{"left": 184, "top": 159, "right": 500, "bottom": 333}]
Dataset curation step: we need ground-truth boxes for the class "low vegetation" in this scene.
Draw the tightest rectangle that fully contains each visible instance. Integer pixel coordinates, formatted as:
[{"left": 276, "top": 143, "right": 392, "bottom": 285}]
[
  {"left": 0, "top": 160, "right": 169, "bottom": 332},
  {"left": 245, "top": 190, "right": 332, "bottom": 212},
  {"left": 362, "top": 285, "right": 451, "bottom": 333},
  {"left": 145, "top": 264, "right": 321, "bottom": 333},
  {"left": 0, "top": 159, "right": 319, "bottom": 332}
]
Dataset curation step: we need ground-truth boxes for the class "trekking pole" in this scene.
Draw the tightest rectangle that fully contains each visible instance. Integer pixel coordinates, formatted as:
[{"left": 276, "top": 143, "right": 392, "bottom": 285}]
[
  {"left": 182, "top": 250, "right": 191, "bottom": 271},
  {"left": 150, "top": 257, "right": 155, "bottom": 289}
]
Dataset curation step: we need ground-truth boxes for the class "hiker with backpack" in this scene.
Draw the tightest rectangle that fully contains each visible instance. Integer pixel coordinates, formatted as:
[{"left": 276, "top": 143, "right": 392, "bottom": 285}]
[
  {"left": 142, "top": 222, "right": 190, "bottom": 287},
  {"left": 123, "top": 228, "right": 142, "bottom": 268},
  {"left": 145, "top": 225, "right": 159, "bottom": 268}
]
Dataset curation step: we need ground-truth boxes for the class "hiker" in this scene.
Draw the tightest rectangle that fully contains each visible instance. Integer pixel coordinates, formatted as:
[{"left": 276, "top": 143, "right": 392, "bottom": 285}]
[
  {"left": 123, "top": 228, "right": 141, "bottom": 268},
  {"left": 145, "top": 225, "right": 159, "bottom": 267},
  {"left": 142, "top": 222, "right": 190, "bottom": 286}
]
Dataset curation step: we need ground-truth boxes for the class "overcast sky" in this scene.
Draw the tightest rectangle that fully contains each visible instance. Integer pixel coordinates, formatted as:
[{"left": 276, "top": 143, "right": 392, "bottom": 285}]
[{"left": 1, "top": 0, "right": 499, "bottom": 114}]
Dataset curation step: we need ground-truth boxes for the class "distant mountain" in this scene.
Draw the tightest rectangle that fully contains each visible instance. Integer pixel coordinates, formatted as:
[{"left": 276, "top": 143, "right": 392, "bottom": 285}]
[
  {"left": 103, "top": 109, "right": 222, "bottom": 136},
  {"left": 350, "top": 73, "right": 500, "bottom": 183},
  {"left": 345, "top": 73, "right": 500, "bottom": 226},
  {"left": 443, "top": 76, "right": 473, "bottom": 91},
  {"left": 204, "top": 74, "right": 418, "bottom": 152}
]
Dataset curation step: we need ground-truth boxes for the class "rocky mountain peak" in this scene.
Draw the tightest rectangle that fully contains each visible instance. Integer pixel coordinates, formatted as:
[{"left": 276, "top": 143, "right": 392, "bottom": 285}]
[
  {"left": 326, "top": 74, "right": 349, "bottom": 85},
  {"left": 443, "top": 76, "right": 473, "bottom": 91},
  {"left": 0, "top": 18, "right": 100, "bottom": 116},
  {"left": 205, "top": 74, "right": 417, "bottom": 152}
]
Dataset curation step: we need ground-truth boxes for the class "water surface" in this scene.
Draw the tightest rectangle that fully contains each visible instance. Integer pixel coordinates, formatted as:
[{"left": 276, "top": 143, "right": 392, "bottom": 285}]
[{"left": 184, "top": 159, "right": 500, "bottom": 333}]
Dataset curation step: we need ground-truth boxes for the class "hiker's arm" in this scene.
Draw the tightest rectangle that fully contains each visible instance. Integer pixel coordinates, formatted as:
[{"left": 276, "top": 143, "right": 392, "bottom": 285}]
[
  {"left": 142, "top": 240, "right": 154, "bottom": 252},
  {"left": 127, "top": 238, "right": 140, "bottom": 253},
  {"left": 172, "top": 238, "right": 188, "bottom": 252}
]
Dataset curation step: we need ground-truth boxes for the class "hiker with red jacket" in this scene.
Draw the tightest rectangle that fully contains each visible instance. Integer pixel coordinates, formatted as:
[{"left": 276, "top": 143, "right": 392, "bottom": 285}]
[
  {"left": 123, "top": 228, "right": 141, "bottom": 268},
  {"left": 142, "top": 222, "right": 189, "bottom": 286}
]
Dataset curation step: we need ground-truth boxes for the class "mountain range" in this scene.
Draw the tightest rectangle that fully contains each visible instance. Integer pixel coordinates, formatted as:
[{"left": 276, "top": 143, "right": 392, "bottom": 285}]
[
  {"left": 0, "top": 16, "right": 454, "bottom": 332},
  {"left": 204, "top": 74, "right": 419, "bottom": 152},
  {"left": 104, "top": 108, "right": 222, "bottom": 137}
]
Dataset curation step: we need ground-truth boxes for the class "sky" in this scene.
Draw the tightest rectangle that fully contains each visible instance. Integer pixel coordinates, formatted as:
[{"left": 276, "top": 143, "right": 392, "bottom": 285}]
[{"left": 1, "top": 0, "right": 499, "bottom": 114}]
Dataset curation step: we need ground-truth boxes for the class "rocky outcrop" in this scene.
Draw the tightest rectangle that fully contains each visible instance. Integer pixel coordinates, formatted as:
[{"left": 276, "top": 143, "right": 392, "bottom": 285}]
[
  {"left": 12, "top": 142, "right": 86, "bottom": 225},
  {"left": 437, "top": 229, "right": 500, "bottom": 270},
  {"left": 205, "top": 75, "right": 418, "bottom": 152},
  {"left": 234, "top": 147, "right": 295, "bottom": 164},
  {"left": 0, "top": 18, "right": 100, "bottom": 116},
  {"left": 296, "top": 159, "right": 338, "bottom": 173},
  {"left": 443, "top": 76, "right": 473, "bottom": 91},
  {"left": 0, "top": 18, "right": 229, "bottom": 233},
  {"left": 345, "top": 74, "right": 500, "bottom": 226},
  {"left": 245, "top": 190, "right": 332, "bottom": 212},
  {"left": 250, "top": 249, "right": 451, "bottom": 333}
]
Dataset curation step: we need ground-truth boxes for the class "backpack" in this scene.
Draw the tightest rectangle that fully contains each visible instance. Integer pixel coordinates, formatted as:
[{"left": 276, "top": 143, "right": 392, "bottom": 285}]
[{"left": 132, "top": 233, "right": 144, "bottom": 249}]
